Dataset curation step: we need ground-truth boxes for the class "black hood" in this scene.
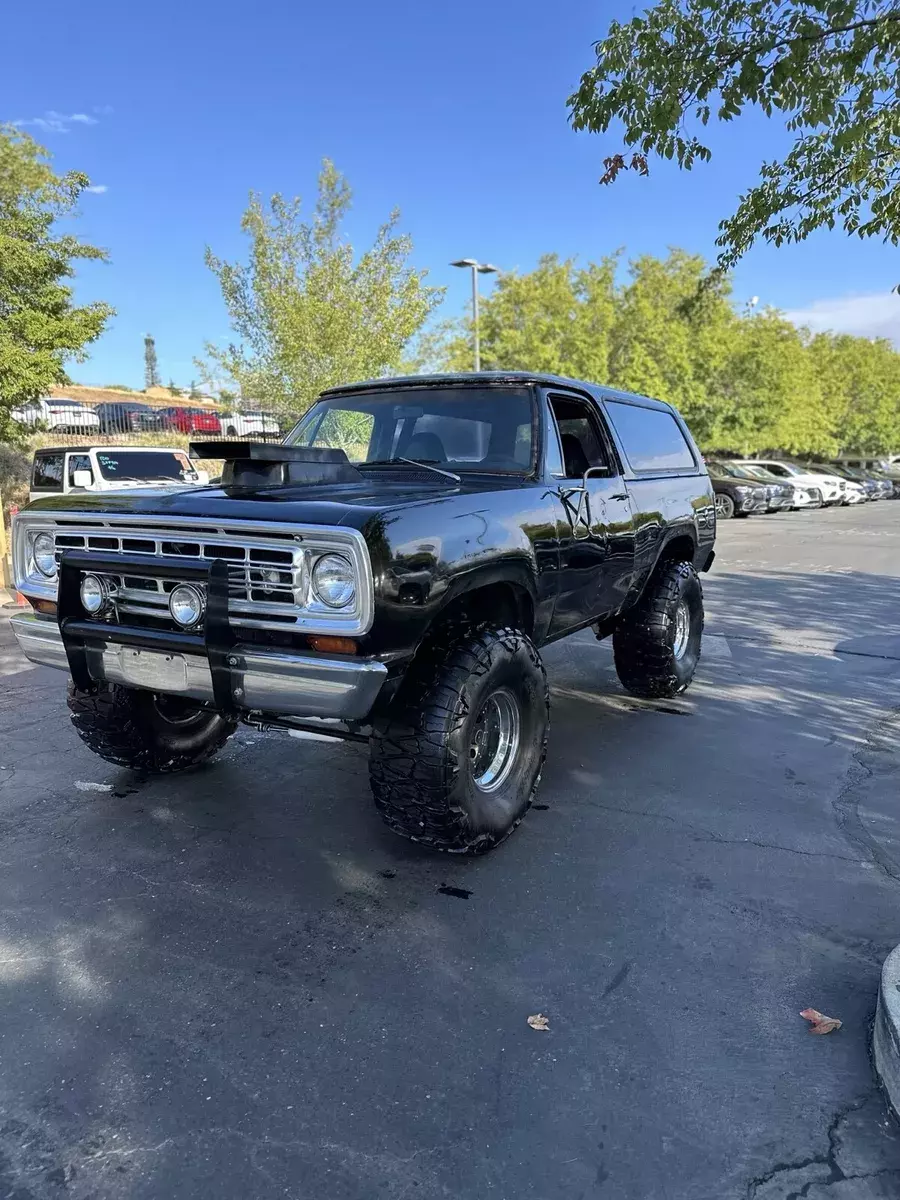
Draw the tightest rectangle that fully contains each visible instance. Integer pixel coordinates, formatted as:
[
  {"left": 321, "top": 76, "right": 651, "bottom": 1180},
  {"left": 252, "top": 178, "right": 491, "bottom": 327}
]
[{"left": 26, "top": 473, "right": 529, "bottom": 532}]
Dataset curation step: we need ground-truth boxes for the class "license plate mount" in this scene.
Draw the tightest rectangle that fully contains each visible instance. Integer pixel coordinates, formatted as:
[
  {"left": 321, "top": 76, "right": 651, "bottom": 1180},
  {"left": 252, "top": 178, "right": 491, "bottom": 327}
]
[{"left": 119, "top": 648, "right": 188, "bottom": 693}]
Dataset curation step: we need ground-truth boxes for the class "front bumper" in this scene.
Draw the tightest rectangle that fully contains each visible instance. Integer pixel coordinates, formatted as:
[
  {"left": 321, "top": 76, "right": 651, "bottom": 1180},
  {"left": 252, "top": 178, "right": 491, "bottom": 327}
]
[
  {"left": 10, "top": 613, "right": 387, "bottom": 721},
  {"left": 734, "top": 494, "right": 767, "bottom": 513}
]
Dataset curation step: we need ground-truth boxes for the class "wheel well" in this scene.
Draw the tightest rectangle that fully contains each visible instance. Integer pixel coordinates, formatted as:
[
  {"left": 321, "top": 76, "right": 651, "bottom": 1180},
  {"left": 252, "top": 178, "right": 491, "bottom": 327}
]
[
  {"left": 656, "top": 534, "right": 696, "bottom": 569},
  {"left": 426, "top": 581, "right": 535, "bottom": 644}
]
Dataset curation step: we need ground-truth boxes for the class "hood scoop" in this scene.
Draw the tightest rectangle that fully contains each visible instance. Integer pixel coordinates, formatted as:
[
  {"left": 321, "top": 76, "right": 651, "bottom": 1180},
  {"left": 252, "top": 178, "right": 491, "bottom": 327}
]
[{"left": 189, "top": 442, "right": 362, "bottom": 488}]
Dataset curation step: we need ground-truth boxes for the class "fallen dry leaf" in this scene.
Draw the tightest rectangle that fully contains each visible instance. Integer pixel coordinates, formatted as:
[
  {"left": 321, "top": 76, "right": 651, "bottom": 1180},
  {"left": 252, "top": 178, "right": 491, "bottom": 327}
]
[
  {"left": 800, "top": 1008, "right": 842, "bottom": 1035},
  {"left": 527, "top": 1013, "right": 550, "bottom": 1031}
]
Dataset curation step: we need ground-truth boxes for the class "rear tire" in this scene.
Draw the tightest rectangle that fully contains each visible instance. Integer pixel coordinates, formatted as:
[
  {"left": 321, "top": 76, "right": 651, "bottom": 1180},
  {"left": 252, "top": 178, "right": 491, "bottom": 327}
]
[
  {"left": 67, "top": 683, "right": 237, "bottom": 773},
  {"left": 369, "top": 626, "right": 549, "bottom": 854},
  {"left": 613, "top": 561, "right": 704, "bottom": 699}
]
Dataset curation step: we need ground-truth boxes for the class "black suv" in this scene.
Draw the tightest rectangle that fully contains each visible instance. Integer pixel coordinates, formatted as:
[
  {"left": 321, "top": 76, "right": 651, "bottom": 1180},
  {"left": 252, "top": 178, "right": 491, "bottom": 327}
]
[{"left": 11, "top": 374, "right": 716, "bottom": 854}]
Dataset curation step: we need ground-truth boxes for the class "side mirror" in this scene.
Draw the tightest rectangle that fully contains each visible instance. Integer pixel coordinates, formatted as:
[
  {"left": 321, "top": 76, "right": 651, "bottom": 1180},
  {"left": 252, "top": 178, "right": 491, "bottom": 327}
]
[{"left": 71, "top": 469, "right": 93, "bottom": 489}]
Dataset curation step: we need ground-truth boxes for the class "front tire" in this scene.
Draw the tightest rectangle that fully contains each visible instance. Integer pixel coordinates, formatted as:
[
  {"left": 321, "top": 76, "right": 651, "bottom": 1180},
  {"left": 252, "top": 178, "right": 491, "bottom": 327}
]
[
  {"left": 67, "top": 683, "right": 237, "bottom": 773},
  {"left": 613, "top": 561, "right": 704, "bottom": 699},
  {"left": 715, "top": 493, "right": 735, "bottom": 520},
  {"left": 369, "top": 626, "right": 549, "bottom": 854}
]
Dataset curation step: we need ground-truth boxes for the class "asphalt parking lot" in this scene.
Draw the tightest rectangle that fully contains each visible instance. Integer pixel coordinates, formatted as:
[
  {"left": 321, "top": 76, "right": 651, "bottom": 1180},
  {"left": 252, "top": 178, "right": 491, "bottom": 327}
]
[{"left": 2, "top": 502, "right": 900, "bottom": 1200}]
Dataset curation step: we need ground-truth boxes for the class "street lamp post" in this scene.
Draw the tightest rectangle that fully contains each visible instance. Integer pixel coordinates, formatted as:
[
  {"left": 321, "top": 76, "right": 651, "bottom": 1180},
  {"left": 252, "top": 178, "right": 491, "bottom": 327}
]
[{"left": 450, "top": 259, "right": 499, "bottom": 371}]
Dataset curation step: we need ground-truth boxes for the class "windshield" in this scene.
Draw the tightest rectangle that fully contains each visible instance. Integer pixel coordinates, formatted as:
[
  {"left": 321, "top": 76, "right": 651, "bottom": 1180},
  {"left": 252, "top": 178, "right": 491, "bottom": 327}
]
[
  {"left": 95, "top": 450, "right": 198, "bottom": 482},
  {"left": 286, "top": 387, "right": 535, "bottom": 475},
  {"left": 712, "top": 462, "right": 770, "bottom": 482}
]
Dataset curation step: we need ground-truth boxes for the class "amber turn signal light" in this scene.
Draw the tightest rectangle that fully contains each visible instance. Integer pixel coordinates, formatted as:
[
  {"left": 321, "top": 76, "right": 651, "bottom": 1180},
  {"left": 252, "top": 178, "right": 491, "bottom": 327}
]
[
  {"left": 30, "top": 598, "right": 58, "bottom": 616},
  {"left": 308, "top": 635, "right": 358, "bottom": 655}
]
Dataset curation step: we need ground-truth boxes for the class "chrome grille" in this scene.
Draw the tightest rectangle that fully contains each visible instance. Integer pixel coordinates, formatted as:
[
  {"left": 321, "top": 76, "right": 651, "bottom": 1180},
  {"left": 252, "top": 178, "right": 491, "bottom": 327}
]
[
  {"left": 52, "top": 525, "right": 304, "bottom": 628},
  {"left": 24, "top": 513, "right": 375, "bottom": 635}
]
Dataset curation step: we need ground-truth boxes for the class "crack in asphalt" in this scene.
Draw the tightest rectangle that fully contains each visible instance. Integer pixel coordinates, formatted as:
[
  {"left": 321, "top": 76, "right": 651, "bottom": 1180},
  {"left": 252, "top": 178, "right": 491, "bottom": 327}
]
[
  {"left": 586, "top": 801, "right": 865, "bottom": 863},
  {"left": 745, "top": 1092, "right": 899, "bottom": 1199},
  {"left": 833, "top": 706, "right": 900, "bottom": 885}
]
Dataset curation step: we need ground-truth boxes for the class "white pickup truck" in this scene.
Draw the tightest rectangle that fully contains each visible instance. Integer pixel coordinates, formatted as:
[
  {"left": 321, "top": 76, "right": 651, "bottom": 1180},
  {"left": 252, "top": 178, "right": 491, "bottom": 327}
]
[{"left": 29, "top": 446, "right": 208, "bottom": 502}]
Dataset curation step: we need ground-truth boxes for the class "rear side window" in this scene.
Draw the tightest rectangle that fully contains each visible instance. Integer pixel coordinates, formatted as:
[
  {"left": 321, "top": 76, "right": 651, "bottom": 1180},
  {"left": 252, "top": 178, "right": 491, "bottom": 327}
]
[
  {"left": 32, "top": 452, "right": 64, "bottom": 491},
  {"left": 604, "top": 401, "right": 696, "bottom": 473}
]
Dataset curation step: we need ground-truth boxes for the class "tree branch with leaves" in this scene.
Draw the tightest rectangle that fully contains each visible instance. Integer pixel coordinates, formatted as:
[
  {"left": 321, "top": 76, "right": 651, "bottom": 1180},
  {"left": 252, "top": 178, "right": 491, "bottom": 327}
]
[{"left": 569, "top": 0, "right": 900, "bottom": 267}]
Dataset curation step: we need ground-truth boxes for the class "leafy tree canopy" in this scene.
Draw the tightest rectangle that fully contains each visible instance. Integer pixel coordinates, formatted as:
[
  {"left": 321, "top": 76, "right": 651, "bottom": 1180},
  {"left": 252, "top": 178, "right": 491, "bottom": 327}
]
[
  {"left": 199, "top": 160, "right": 444, "bottom": 417},
  {"left": 569, "top": 1, "right": 900, "bottom": 267},
  {"left": 0, "top": 124, "right": 113, "bottom": 443},
  {"left": 424, "top": 247, "right": 900, "bottom": 456}
]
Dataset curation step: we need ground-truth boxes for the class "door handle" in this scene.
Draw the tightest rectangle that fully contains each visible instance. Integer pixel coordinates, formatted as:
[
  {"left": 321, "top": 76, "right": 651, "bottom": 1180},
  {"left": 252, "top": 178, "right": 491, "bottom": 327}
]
[{"left": 610, "top": 492, "right": 628, "bottom": 501}]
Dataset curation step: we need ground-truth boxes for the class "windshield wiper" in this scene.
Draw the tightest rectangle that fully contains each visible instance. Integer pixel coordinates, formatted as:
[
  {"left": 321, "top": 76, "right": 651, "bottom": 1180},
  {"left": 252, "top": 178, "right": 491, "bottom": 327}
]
[{"left": 365, "top": 457, "right": 461, "bottom": 483}]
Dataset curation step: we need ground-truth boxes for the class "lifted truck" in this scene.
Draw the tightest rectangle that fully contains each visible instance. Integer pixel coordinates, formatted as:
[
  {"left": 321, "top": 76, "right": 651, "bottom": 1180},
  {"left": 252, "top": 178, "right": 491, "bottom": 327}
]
[{"left": 10, "top": 373, "right": 716, "bottom": 854}]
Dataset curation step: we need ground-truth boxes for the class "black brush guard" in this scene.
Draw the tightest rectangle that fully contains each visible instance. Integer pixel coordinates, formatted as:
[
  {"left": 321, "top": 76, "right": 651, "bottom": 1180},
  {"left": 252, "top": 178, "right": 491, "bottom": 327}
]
[{"left": 57, "top": 549, "right": 239, "bottom": 712}]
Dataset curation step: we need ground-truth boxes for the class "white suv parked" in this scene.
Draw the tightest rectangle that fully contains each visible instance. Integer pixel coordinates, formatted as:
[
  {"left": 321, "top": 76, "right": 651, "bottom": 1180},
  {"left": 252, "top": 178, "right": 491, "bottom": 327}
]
[
  {"left": 739, "top": 460, "right": 850, "bottom": 506},
  {"left": 12, "top": 397, "right": 101, "bottom": 433},
  {"left": 219, "top": 411, "right": 280, "bottom": 438}
]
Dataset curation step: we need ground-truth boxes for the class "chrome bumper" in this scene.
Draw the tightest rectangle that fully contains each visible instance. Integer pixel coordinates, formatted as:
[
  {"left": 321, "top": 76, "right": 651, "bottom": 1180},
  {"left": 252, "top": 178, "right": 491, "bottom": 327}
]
[{"left": 10, "top": 613, "right": 387, "bottom": 721}]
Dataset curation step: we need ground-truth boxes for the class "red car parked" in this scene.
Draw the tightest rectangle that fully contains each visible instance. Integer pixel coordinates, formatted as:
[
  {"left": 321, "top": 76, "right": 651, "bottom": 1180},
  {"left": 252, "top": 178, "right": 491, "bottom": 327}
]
[{"left": 160, "top": 407, "right": 222, "bottom": 434}]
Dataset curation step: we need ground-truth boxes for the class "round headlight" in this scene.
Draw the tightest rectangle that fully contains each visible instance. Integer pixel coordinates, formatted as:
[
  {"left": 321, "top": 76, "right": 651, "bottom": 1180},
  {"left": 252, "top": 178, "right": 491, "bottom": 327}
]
[
  {"left": 312, "top": 554, "right": 355, "bottom": 609},
  {"left": 169, "top": 583, "right": 205, "bottom": 628},
  {"left": 80, "top": 574, "right": 109, "bottom": 615},
  {"left": 33, "top": 532, "right": 57, "bottom": 578}
]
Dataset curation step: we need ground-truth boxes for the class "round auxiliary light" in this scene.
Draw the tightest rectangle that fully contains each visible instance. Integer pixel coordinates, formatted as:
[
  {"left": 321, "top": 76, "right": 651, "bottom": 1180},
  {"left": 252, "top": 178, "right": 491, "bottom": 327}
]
[
  {"left": 312, "top": 554, "right": 355, "bottom": 609},
  {"left": 80, "top": 574, "right": 109, "bottom": 615},
  {"left": 33, "top": 531, "right": 57, "bottom": 578},
  {"left": 169, "top": 583, "right": 206, "bottom": 628}
]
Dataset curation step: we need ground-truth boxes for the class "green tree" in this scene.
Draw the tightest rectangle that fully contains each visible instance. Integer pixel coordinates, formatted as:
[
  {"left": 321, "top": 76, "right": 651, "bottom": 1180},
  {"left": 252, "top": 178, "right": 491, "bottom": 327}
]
[
  {"left": 188, "top": 379, "right": 200, "bottom": 399},
  {"left": 199, "top": 159, "right": 444, "bottom": 419},
  {"left": 423, "top": 243, "right": 900, "bottom": 457},
  {"left": 711, "top": 311, "right": 831, "bottom": 453},
  {"left": 144, "top": 334, "right": 160, "bottom": 389},
  {"left": 607, "top": 250, "right": 737, "bottom": 443},
  {"left": 0, "top": 124, "right": 112, "bottom": 444},
  {"left": 810, "top": 332, "right": 900, "bottom": 452},
  {"left": 168, "top": 378, "right": 181, "bottom": 396},
  {"left": 569, "top": 1, "right": 900, "bottom": 268},
  {"left": 424, "top": 254, "right": 619, "bottom": 378}
]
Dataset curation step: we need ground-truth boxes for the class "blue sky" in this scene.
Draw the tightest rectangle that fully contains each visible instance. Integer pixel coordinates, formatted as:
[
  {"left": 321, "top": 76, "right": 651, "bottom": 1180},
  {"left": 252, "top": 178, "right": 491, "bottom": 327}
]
[{"left": 3, "top": 0, "right": 898, "bottom": 389}]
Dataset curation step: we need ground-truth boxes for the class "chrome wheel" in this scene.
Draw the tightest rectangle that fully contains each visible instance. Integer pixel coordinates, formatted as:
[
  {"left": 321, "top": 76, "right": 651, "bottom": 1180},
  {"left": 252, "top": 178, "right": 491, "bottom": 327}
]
[
  {"left": 672, "top": 601, "right": 690, "bottom": 660},
  {"left": 714, "top": 493, "right": 734, "bottom": 519},
  {"left": 470, "top": 687, "right": 521, "bottom": 793}
]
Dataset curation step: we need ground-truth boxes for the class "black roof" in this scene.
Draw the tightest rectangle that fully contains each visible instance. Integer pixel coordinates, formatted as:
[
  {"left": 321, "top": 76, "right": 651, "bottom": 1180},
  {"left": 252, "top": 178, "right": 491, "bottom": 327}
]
[
  {"left": 320, "top": 371, "right": 674, "bottom": 412},
  {"left": 34, "top": 445, "right": 173, "bottom": 456}
]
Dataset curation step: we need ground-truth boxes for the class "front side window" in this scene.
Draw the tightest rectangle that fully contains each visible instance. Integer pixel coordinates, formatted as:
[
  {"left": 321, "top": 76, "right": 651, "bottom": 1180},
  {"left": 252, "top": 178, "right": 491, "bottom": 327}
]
[
  {"left": 287, "top": 387, "right": 535, "bottom": 475},
  {"left": 32, "top": 453, "right": 64, "bottom": 490},
  {"left": 604, "top": 400, "right": 696, "bottom": 473},
  {"left": 548, "top": 395, "right": 613, "bottom": 479}
]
